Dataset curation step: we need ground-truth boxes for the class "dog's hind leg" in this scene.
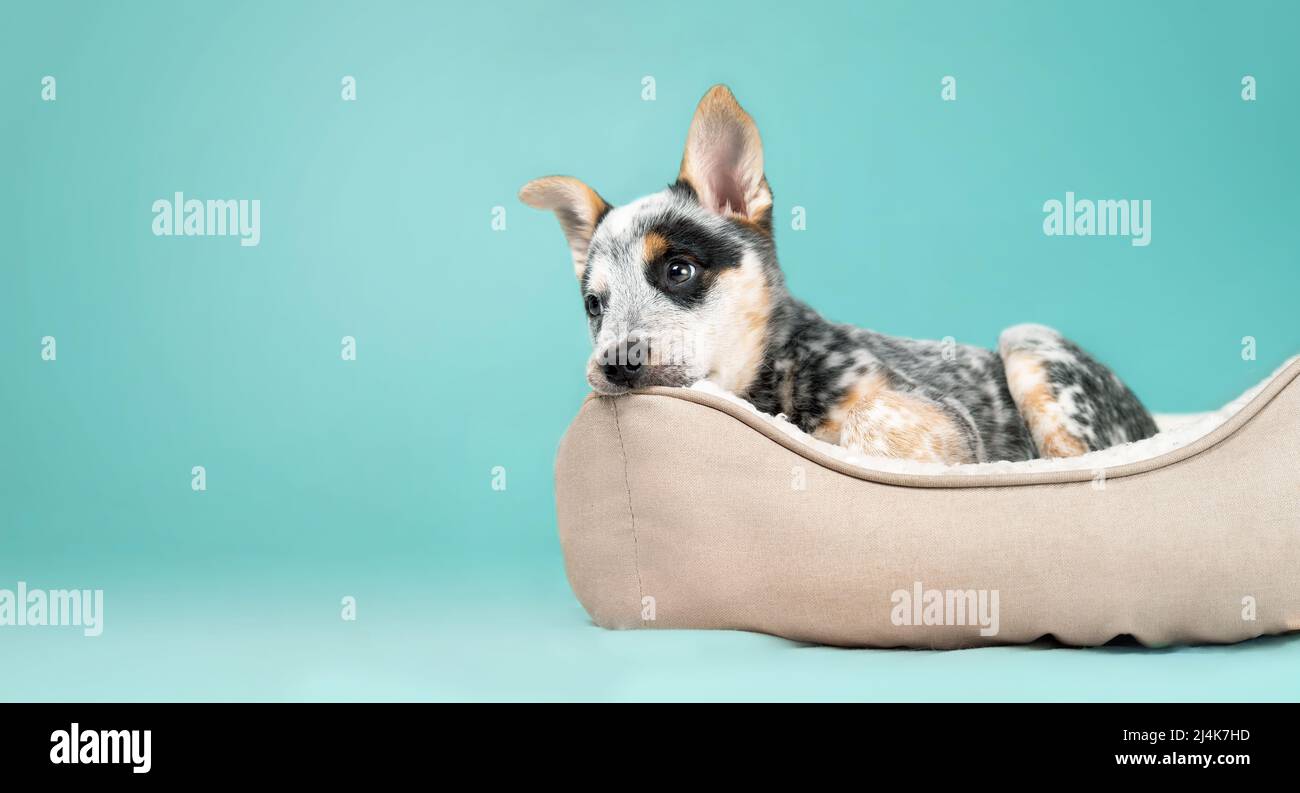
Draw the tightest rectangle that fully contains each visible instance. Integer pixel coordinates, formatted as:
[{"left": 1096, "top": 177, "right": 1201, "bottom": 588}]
[{"left": 998, "top": 324, "right": 1159, "bottom": 458}]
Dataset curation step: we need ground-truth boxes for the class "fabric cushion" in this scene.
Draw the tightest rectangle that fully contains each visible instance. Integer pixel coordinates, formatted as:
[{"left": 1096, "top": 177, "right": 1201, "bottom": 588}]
[{"left": 555, "top": 359, "right": 1300, "bottom": 648}]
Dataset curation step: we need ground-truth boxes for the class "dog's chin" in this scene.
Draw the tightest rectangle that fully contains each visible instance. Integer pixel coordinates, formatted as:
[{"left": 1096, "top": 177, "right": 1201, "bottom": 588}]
[{"left": 588, "top": 378, "right": 630, "bottom": 396}]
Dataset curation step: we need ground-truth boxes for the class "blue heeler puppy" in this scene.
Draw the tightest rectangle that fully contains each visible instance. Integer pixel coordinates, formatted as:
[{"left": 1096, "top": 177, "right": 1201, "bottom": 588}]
[{"left": 521, "top": 85, "right": 1157, "bottom": 464}]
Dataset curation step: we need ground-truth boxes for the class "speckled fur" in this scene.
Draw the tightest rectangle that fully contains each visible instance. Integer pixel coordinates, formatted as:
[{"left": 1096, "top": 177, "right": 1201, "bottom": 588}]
[{"left": 522, "top": 86, "right": 1158, "bottom": 463}]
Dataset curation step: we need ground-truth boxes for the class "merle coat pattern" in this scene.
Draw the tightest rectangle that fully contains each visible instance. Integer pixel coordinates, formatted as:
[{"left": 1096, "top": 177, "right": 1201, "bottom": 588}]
[{"left": 522, "top": 85, "right": 1157, "bottom": 464}]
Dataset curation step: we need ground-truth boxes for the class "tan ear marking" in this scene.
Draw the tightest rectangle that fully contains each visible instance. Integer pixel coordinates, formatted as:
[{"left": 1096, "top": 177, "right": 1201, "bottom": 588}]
[
  {"left": 519, "top": 176, "right": 610, "bottom": 278},
  {"left": 679, "top": 85, "right": 773, "bottom": 229}
]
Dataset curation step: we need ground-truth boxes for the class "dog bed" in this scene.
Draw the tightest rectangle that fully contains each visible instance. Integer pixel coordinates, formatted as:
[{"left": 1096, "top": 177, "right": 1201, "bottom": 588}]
[{"left": 555, "top": 356, "right": 1300, "bottom": 648}]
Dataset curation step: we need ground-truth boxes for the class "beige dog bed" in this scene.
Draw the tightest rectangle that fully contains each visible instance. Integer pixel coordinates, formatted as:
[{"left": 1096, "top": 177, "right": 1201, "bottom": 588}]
[{"left": 555, "top": 357, "right": 1300, "bottom": 648}]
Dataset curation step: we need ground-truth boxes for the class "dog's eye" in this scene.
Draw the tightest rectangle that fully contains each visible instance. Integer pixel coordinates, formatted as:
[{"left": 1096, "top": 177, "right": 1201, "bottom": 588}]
[
  {"left": 584, "top": 294, "right": 603, "bottom": 317},
  {"left": 666, "top": 260, "right": 696, "bottom": 286}
]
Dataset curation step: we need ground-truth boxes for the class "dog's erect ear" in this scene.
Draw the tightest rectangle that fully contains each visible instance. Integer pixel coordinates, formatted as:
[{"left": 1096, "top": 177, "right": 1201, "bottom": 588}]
[
  {"left": 678, "top": 85, "right": 773, "bottom": 231},
  {"left": 519, "top": 176, "right": 611, "bottom": 279}
]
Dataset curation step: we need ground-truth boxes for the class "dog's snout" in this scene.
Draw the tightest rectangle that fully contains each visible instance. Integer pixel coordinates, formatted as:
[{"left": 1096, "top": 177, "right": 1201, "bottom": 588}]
[{"left": 600, "top": 337, "right": 648, "bottom": 388}]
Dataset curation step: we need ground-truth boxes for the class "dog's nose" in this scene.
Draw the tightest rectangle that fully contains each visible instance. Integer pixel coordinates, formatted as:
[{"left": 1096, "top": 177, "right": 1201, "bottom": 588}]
[
  {"left": 601, "top": 337, "right": 647, "bottom": 387},
  {"left": 603, "top": 358, "right": 642, "bottom": 387}
]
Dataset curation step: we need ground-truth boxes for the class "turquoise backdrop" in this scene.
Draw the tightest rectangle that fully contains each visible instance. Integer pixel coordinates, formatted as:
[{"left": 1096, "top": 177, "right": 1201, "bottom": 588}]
[{"left": 2, "top": 0, "right": 1297, "bottom": 700}]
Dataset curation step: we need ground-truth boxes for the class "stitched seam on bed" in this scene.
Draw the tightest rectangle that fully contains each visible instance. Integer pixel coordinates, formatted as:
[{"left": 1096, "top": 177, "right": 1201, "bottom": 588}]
[{"left": 610, "top": 399, "right": 648, "bottom": 624}]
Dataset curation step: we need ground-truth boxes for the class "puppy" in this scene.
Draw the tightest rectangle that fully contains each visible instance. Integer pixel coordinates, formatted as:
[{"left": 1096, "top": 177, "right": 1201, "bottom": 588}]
[{"left": 521, "top": 85, "right": 1157, "bottom": 464}]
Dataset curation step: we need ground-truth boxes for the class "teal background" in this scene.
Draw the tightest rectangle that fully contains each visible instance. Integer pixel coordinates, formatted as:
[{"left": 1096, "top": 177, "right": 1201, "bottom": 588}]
[{"left": 2, "top": 0, "right": 1297, "bottom": 701}]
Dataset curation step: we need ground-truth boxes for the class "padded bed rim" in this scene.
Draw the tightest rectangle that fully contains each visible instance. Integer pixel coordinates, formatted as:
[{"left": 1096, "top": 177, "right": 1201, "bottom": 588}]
[{"left": 594, "top": 358, "right": 1300, "bottom": 489}]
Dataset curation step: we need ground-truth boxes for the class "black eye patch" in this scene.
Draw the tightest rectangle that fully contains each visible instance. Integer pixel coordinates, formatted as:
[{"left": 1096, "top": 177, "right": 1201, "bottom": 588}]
[{"left": 641, "top": 216, "right": 744, "bottom": 308}]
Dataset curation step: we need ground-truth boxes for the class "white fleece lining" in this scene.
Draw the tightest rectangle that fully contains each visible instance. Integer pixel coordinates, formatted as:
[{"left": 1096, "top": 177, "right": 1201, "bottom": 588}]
[{"left": 688, "top": 356, "right": 1300, "bottom": 476}]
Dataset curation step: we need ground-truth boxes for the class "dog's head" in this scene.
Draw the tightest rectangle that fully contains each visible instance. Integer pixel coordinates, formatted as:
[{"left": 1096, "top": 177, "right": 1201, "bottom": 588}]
[{"left": 521, "top": 85, "right": 780, "bottom": 395}]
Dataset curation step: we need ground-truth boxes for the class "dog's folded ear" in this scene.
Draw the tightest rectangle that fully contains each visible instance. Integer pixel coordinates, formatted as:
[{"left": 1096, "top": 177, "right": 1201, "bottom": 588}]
[
  {"left": 678, "top": 85, "right": 773, "bottom": 232},
  {"left": 519, "top": 176, "right": 611, "bottom": 279}
]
